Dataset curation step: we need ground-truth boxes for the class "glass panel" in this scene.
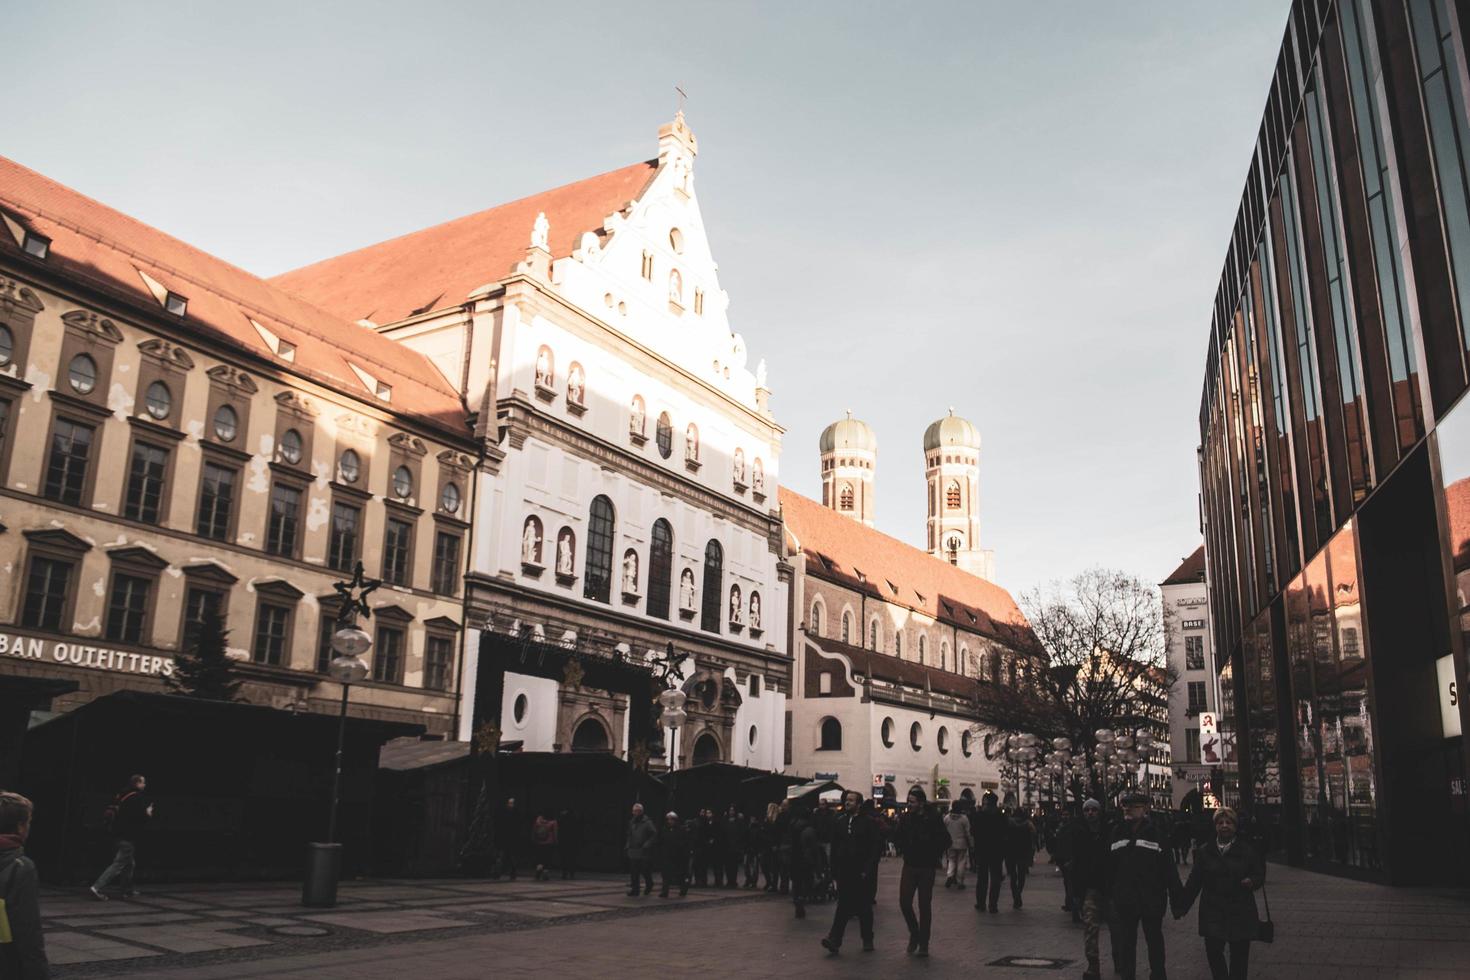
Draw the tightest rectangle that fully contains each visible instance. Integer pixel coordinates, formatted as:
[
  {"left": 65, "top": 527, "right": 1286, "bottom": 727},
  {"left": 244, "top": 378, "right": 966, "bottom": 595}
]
[
  {"left": 328, "top": 503, "right": 359, "bottom": 572},
  {"left": 197, "top": 463, "right": 235, "bottom": 541},
  {"left": 647, "top": 519, "right": 673, "bottom": 619},
  {"left": 583, "top": 496, "right": 615, "bottom": 603},
  {"left": 701, "top": 540, "right": 723, "bottom": 633},
  {"left": 105, "top": 573, "right": 150, "bottom": 644},
  {"left": 22, "top": 557, "right": 71, "bottom": 630},
  {"left": 124, "top": 443, "right": 168, "bottom": 523},
  {"left": 44, "top": 419, "right": 93, "bottom": 506}
]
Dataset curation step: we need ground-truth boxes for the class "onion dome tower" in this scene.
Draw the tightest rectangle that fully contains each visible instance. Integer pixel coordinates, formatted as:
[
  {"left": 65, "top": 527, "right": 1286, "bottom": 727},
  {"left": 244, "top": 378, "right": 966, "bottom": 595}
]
[
  {"left": 923, "top": 408, "right": 994, "bottom": 579},
  {"left": 819, "top": 411, "right": 877, "bottom": 527}
]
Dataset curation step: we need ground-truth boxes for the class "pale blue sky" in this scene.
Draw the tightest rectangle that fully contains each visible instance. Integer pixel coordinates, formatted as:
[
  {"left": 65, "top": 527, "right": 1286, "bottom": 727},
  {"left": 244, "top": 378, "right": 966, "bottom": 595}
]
[{"left": 7, "top": 1, "right": 1288, "bottom": 596}]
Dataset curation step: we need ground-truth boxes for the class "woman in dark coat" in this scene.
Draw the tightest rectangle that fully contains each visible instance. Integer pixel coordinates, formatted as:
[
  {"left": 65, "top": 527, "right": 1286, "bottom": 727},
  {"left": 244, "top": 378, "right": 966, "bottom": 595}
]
[{"left": 1175, "top": 808, "right": 1265, "bottom": 980}]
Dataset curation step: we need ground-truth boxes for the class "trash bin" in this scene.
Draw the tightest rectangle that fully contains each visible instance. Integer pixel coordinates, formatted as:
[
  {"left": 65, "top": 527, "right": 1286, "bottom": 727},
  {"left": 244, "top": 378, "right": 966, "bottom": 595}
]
[{"left": 301, "top": 842, "right": 342, "bottom": 908}]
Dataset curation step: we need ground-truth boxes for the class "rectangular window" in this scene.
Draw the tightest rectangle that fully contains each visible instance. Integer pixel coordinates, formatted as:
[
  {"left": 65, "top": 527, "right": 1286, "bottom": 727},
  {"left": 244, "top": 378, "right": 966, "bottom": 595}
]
[
  {"left": 266, "top": 483, "right": 302, "bottom": 557},
  {"left": 1186, "top": 728, "right": 1201, "bottom": 763},
  {"left": 316, "top": 614, "right": 337, "bottom": 674},
  {"left": 1187, "top": 681, "right": 1208, "bottom": 713},
  {"left": 124, "top": 442, "right": 169, "bottom": 524},
  {"left": 373, "top": 626, "right": 404, "bottom": 684},
  {"left": 328, "top": 502, "right": 361, "bottom": 572},
  {"left": 431, "top": 531, "right": 461, "bottom": 595},
  {"left": 21, "top": 556, "right": 72, "bottom": 630},
  {"left": 424, "top": 634, "right": 452, "bottom": 692},
  {"left": 1185, "top": 635, "right": 1205, "bottom": 671},
  {"left": 196, "top": 463, "right": 237, "bottom": 541},
  {"left": 382, "top": 517, "right": 413, "bottom": 586},
  {"left": 252, "top": 602, "right": 291, "bottom": 665},
  {"left": 104, "top": 573, "right": 151, "bottom": 644},
  {"left": 182, "top": 587, "right": 223, "bottom": 652},
  {"left": 43, "top": 418, "right": 94, "bottom": 506}
]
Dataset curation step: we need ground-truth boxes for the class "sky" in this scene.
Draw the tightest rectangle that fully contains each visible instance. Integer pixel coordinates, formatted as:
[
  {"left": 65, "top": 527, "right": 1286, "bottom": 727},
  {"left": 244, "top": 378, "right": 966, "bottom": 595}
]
[{"left": 6, "top": 0, "right": 1289, "bottom": 598}]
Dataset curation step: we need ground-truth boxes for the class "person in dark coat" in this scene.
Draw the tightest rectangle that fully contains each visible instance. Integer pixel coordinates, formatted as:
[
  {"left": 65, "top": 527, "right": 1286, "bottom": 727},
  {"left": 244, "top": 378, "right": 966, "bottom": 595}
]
[
  {"left": 1107, "top": 792, "right": 1182, "bottom": 980},
  {"left": 692, "top": 809, "right": 716, "bottom": 886},
  {"left": 0, "top": 791, "right": 48, "bottom": 979},
  {"left": 895, "top": 787, "right": 948, "bottom": 957},
  {"left": 1175, "top": 808, "right": 1265, "bottom": 980},
  {"left": 1050, "top": 810, "right": 1079, "bottom": 920},
  {"left": 91, "top": 774, "right": 152, "bottom": 900},
  {"left": 744, "top": 813, "right": 763, "bottom": 887},
  {"left": 1003, "top": 807, "right": 1037, "bottom": 909},
  {"left": 720, "top": 805, "right": 745, "bottom": 888},
  {"left": 787, "top": 804, "right": 819, "bottom": 918},
  {"left": 1070, "top": 799, "right": 1113, "bottom": 980},
  {"left": 624, "top": 803, "right": 658, "bottom": 896},
  {"left": 821, "top": 791, "right": 881, "bottom": 954},
  {"left": 1172, "top": 811, "right": 1195, "bottom": 865},
  {"left": 771, "top": 801, "right": 792, "bottom": 892},
  {"left": 491, "top": 797, "right": 523, "bottom": 881},
  {"left": 656, "top": 811, "right": 691, "bottom": 898},
  {"left": 969, "top": 791, "right": 1007, "bottom": 913}
]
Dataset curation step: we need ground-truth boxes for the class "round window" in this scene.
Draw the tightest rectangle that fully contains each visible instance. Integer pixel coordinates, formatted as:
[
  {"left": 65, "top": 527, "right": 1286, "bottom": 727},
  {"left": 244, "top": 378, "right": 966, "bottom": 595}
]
[
  {"left": 392, "top": 465, "right": 413, "bottom": 499},
  {"left": 881, "top": 717, "right": 895, "bottom": 748},
  {"left": 961, "top": 730, "right": 973, "bottom": 757},
  {"left": 338, "top": 449, "right": 361, "bottom": 484},
  {"left": 279, "top": 428, "right": 303, "bottom": 464},
  {"left": 909, "top": 721, "right": 922, "bottom": 752},
  {"left": 440, "top": 482, "right": 461, "bottom": 514},
  {"left": 68, "top": 353, "right": 97, "bottom": 394},
  {"left": 212, "top": 404, "right": 238, "bottom": 442},
  {"left": 656, "top": 413, "right": 673, "bottom": 460},
  {"left": 937, "top": 726, "right": 949, "bottom": 755},
  {"left": 0, "top": 324, "right": 13, "bottom": 366},
  {"left": 513, "top": 693, "right": 528, "bottom": 724},
  {"left": 144, "top": 380, "right": 171, "bottom": 420},
  {"left": 748, "top": 725, "right": 758, "bottom": 749}
]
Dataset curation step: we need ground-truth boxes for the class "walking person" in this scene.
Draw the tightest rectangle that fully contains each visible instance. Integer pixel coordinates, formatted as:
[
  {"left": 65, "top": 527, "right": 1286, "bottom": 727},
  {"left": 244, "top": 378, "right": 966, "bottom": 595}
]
[
  {"left": 90, "top": 774, "right": 151, "bottom": 901},
  {"left": 743, "top": 813, "right": 763, "bottom": 887},
  {"left": 625, "top": 803, "right": 657, "bottom": 897},
  {"left": 896, "top": 787, "right": 947, "bottom": 957},
  {"left": 1107, "top": 791, "right": 1182, "bottom": 980},
  {"left": 787, "top": 804, "right": 818, "bottom": 918},
  {"left": 692, "top": 809, "right": 715, "bottom": 887},
  {"left": 720, "top": 805, "right": 744, "bottom": 888},
  {"left": 1174, "top": 808, "right": 1265, "bottom": 980},
  {"left": 969, "top": 791, "right": 1006, "bottom": 913},
  {"left": 656, "top": 811, "right": 690, "bottom": 898},
  {"left": 0, "top": 791, "right": 49, "bottom": 979},
  {"left": 943, "top": 800, "right": 973, "bottom": 889},
  {"left": 1070, "top": 799, "right": 1113, "bottom": 980},
  {"left": 1052, "top": 809, "right": 1080, "bottom": 922},
  {"left": 530, "top": 809, "right": 558, "bottom": 880},
  {"left": 1003, "top": 805, "right": 1037, "bottom": 909},
  {"left": 821, "top": 790, "right": 880, "bottom": 954},
  {"left": 773, "top": 800, "right": 793, "bottom": 894}
]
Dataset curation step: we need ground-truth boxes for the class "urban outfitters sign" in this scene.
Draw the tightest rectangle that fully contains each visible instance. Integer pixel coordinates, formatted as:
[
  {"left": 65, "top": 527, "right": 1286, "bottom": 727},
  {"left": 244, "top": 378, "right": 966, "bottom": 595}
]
[{"left": 0, "top": 633, "right": 177, "bottom": 677}]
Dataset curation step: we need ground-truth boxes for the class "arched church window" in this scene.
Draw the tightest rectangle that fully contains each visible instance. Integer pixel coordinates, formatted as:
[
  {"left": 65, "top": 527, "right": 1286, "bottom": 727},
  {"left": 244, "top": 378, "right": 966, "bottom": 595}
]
[
  {"left": 656, "top": 413, "right": 673, "bottom": 459},
  {"left": 842, "top": 612, "right": 852, "bottom": 644},
  {"left": 946, "top": 480, "right": 961, "bottom": 509},
  {"left": 839, "top": 483, "right": 854, "bottom": 511},
  {"left": 583, "top": 496, "right": 616, "bottom": 603},
  {"left": 869, "top": 619, "right": 879, "bottom": 650},
  {"left": 700, "top": 540, "right": 723, "bottom": 633},
  {"left": 810, "top": 602, "right": 822, "bottom": 636},
  {"left": 647, "top": 519, "right": 674, "bottom": 619}
]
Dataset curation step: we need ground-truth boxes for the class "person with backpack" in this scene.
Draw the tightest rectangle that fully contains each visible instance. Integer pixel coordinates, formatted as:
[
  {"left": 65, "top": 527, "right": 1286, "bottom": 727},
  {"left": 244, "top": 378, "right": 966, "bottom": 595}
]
[
  {"left": 530, "top": 809, "right": 558, "bottom": 880},
  {"left": 90, "top": 774, "right": 151, "bottom": 901},
  {"left": 0, "top": 791, "right": 49, "bottom": 979}
]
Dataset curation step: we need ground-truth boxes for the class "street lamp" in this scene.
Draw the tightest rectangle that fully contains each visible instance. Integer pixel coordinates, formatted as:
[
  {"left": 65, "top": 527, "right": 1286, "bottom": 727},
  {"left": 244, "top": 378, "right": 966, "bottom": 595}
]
[
  {"left": 659, "top": 687, "right": 688, "bottom": 772},
  {"left": 303, "top": 563, "right": 378, "bottom": 908}
]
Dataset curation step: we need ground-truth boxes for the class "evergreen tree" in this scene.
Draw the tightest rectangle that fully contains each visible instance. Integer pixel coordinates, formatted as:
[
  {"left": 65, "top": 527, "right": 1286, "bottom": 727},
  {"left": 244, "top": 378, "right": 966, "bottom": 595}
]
[{"left": 166, "top": 602, "right": 241, "bottom": 701}]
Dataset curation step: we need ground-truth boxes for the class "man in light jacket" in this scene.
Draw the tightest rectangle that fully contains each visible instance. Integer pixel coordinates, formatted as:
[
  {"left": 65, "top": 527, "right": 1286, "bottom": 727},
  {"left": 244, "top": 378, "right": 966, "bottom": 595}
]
[
  {"left": 624, "top": 803, "right": 658, "bottom": 896},
  {"left": 943, "top": 802, "right": 973, "bottom": 889}
]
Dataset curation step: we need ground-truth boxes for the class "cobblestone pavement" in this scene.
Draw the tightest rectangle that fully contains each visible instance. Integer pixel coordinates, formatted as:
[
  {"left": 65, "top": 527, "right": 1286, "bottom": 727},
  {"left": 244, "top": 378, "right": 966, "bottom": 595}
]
[{"left": 44, "top": 855, "right": 1470, "bottom": 978}]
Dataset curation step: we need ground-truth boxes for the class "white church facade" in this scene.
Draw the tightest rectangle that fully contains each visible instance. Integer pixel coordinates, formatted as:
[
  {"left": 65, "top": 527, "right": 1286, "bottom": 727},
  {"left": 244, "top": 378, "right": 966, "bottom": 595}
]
[{"left": 272, "top": 114, "right": 789, "bottom": 771}]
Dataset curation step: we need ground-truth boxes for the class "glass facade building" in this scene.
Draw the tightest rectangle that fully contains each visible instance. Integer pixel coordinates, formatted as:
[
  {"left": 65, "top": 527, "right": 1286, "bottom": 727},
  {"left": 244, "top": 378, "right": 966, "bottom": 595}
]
[{"left": 1199, "top": 0, "right": 1470, "bottom": 885}]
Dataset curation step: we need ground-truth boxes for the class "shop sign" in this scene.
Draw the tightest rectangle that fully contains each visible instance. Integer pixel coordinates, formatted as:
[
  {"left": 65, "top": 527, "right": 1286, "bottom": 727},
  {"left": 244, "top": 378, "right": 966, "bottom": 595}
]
[
  {"left": 815, "top": 772, "right": 838, "bottom": 781},
  {"left": 1437, "top": 654, "right": 1461, "bottom": 739},
  {"left": 1182, "top": 619, "right": 1205, "bottom": 630},
  {"left": 0, "top": 633, "right": 176, "bottom": 677}
]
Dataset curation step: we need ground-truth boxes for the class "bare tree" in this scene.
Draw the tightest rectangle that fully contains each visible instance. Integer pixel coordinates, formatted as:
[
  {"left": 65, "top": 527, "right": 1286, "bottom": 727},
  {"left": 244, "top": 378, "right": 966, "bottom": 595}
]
[{"left": 981, "top": 568, "right": 1176, "bottom": 803}]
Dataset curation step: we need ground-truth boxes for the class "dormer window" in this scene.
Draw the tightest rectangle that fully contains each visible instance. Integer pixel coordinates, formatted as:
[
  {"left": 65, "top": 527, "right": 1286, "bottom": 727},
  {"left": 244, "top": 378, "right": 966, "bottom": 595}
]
[
  {"left": 376, "top": 380, "right": 392, "bottom": 402},
  {"left": 164, "top": 292, "right": 188, "bottom": 317},
  {"left": 22, "top": 232, "right": 49, "bottom": 259},
  {"left": 277, "top": 340, "right": 295, "bottom": 362}
]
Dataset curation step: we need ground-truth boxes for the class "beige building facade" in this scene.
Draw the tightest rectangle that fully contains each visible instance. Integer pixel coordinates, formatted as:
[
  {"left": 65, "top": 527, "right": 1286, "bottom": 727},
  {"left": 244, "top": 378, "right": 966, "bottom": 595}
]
[{"left": 0, "top": 158, "right": 479, "bottom": 735}]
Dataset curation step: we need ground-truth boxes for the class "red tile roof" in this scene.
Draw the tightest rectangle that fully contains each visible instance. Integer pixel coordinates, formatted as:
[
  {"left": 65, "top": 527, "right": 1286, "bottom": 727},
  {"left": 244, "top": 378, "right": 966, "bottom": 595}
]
[
  {"left": 0, "top": 156, "right": 469, "bottom": 433},
  {"left": 1162, "top": 545, "right": 1206, "bottom": 586},
  {"left": 779, "top": 487, "right": 1040, "bottom": 652},
  {"left": 269, "top": 160, "right": 660, "bottom": 324}
]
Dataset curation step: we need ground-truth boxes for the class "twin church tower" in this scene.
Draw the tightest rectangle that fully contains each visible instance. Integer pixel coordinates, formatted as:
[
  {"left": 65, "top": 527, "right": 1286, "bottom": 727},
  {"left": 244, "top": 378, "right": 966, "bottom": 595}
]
[{"left": 817, "top": 409, "right": 996, "bottom": 581}]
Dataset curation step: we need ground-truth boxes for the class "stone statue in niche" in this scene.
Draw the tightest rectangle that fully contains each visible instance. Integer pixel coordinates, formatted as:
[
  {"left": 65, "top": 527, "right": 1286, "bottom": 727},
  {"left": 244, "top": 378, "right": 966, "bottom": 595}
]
[
  {"left": 629, "top": 396, "right": 645, "bottom": 435},
  {"left": 685, "top": 425, "right": 699, "bottom": 462},
  {"left": 668, "top": 269, "right": 683, "bottom": 304},
  {"left": 531, "top": 211, "right": 549, "bottom": 250},
  {"left": 622, "top": 550, "right": 639, "bottom": 594},
  {"left": 522, "top": 517, "right": 542, "bottom": 564},
  {"left": 749, "top": 592, "right": 761, "bottom": 631},
  {"left": 556, "top": 528, "right": 575, "bottom": 577},
  {"left": 729, "top": 585, "right": 743, "bottom": 624},
  {"left": 567, "top": 363, "right": 585, "bottom": 405},
  {"left": 756, "top": 358, "right": 767, "bottom": 388},
  {"left": 536, "top": 347, "right": 553, "bottom": 389},
  {"left": 753, "top": 458, "right": 764, "bottom": 492},
  {"left": 733, "top": 449, "right": 746, "bottom": 484},
  {"left": 679, "top": 568, "right": 696, "bottom": 609}
]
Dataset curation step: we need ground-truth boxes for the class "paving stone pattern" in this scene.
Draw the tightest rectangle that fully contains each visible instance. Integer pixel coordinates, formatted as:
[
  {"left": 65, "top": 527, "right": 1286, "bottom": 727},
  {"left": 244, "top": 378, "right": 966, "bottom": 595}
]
[{"left": 43, "top": 856, "right": 1470, "bottom": 978}]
